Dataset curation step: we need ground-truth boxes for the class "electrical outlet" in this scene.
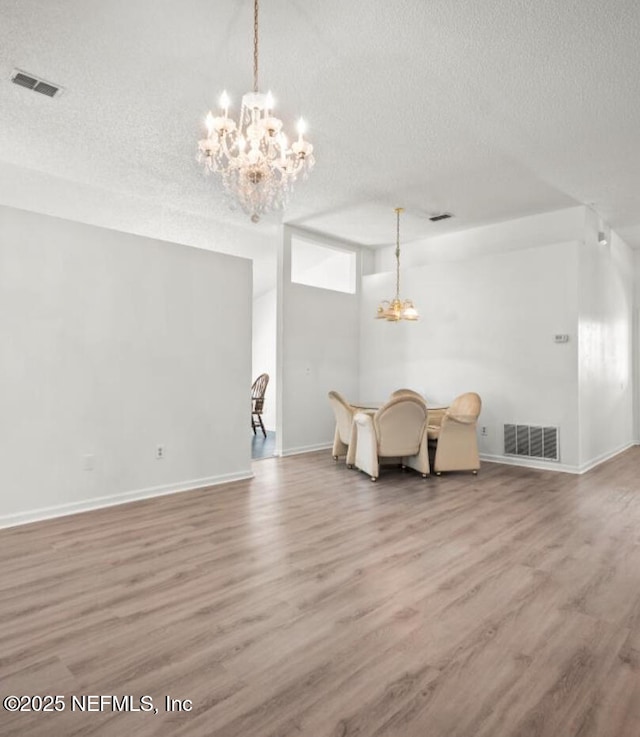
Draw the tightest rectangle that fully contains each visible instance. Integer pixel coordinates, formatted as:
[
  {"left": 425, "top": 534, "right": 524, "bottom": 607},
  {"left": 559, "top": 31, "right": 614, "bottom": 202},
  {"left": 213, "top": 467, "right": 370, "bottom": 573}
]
[
  {"left": 156, "top": 445, "right": 165, "bottom": 460},
  {"left": 480, "top": 426, "right": 488, "bottom": 437},
  {"left": 83, "top": 454, "right": 95, "bottom": 471}
]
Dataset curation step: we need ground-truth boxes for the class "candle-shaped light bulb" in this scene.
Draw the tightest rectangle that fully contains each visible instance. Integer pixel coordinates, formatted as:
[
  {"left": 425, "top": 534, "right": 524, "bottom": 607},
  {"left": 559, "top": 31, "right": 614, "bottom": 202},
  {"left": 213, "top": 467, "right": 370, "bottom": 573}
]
[
  {"left": 219, "top": 90, "right": 230, "bottom": 117},
  {"left": 205, "top": 111, "right": 215, "bottom": 136},
  {"left": 237, "top": 135, "right": 246, "bottom": 152},
  {"left": 266, "top": 91, "right": 274, "bottom": 114},
  {"left": 296, "top": 117, "right": 307, "bottom": 141}
]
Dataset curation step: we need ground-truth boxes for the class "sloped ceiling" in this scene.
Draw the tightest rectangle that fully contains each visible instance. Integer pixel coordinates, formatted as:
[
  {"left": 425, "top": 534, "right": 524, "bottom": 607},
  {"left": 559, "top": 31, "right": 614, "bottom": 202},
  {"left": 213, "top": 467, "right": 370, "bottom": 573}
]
[{"left": 1, "top": 0, "right": 639, "bottom": 249}]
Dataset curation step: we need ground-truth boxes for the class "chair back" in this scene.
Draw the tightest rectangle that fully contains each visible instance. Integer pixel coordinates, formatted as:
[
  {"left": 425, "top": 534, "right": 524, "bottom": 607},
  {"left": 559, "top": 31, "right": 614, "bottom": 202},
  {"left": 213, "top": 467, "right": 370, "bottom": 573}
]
[
  {"left": 447, "top": 392, "right": 481, "bottom": 423},
  {"left": 374, "top": 396, "right": 428, "bottom": 456},
  {"left": 391, "top": 388, "right": 425, "bottom": 402},
  {"left": 251, "top": 373, "right": 270, "bottom": 412},
  {"left": 328, "top": 390, "right": 355, "bottom": 444}
]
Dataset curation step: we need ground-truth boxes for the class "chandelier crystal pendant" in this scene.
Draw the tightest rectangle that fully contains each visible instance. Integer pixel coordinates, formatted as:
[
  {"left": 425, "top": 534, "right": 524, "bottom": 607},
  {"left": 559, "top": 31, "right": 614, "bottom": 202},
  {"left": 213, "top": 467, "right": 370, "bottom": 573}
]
[
  {"left": 375, "top": 207, "right": 419, "bottom": 321},
  {"left": 197, "top": 0, "right": 314, "bottom": 223}
]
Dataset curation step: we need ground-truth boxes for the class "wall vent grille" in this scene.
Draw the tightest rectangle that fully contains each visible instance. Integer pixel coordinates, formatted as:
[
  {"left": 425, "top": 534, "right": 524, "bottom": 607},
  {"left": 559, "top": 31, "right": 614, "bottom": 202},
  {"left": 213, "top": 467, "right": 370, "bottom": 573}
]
[
  {"left": 11, "top": 70, "right": 62, "bottom": 98},
  {"left": 504, "top": 424, "right": 559, "bottom": 461},
  {"left": 429, "top": 213, "right": 453, "bottom": 222}
]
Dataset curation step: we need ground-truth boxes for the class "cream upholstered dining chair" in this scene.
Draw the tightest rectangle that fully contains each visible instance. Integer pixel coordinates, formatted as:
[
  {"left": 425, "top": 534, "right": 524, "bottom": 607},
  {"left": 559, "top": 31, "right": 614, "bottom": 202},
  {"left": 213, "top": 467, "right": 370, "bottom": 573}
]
[
  {"left": 328, "top": 390, "right": 359, "bottom": 465},
  {"left": 350, "top": 395, "right": 429, "bottom": 481},
  {"left": 429, "top": 392, "right": 482, "bottom": 475},
  {"left": 390, "top": 388, "right": 425, "bottom": 401},
  {"left": 392, "top": 389, "right": 448, "bottom": 430}
]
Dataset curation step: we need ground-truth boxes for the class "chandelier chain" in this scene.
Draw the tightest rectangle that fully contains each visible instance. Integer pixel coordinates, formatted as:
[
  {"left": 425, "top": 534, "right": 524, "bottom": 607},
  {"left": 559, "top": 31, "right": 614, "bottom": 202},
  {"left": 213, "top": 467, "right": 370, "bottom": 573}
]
[
  {"left": 374, "top": 206, "right": 418, "bottom": 321},
  {"left": 253, "top": 0, "right": 259, "bottom": 93}
]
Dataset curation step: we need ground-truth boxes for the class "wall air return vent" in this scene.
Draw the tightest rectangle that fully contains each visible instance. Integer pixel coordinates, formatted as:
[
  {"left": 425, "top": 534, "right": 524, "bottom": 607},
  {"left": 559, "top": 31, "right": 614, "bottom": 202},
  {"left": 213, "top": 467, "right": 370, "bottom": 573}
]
[
  {"left": 429, "top": 213, "right": 453, "bottom": 222},
  {"left": 504, "top": 424, "right": 559, "bottom": 461},
  {"left": 11, "top": 70, "right": 63, "bottom": 98}
]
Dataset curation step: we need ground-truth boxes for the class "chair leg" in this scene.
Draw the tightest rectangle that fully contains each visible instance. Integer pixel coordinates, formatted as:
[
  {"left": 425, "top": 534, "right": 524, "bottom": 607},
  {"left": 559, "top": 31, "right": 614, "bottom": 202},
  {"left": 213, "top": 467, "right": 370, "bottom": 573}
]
[
  {"left": 251, "top": 416, "right": 257, "bottom": 435},
  {"left": 258, "top": 414, "right": 267, "bottom": 438}
]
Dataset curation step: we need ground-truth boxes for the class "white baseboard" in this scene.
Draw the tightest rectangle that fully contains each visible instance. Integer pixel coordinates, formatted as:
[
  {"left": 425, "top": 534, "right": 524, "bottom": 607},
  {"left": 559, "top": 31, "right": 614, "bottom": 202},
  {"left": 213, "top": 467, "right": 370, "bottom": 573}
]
[
  {"left": 481, "top": 441, "right": 637, "bottom": 475},
  {"left": 279, "top": 442, "right": 332, "bottom": 457},
  {"left": 0, "top": 470, "right": 254, "bottom": 530},
  {"left": 576, "top": 441, "right": 636, "bottom": 474},
  {"left": 480, "top": 453, "right": 580, "bottom": 474}
]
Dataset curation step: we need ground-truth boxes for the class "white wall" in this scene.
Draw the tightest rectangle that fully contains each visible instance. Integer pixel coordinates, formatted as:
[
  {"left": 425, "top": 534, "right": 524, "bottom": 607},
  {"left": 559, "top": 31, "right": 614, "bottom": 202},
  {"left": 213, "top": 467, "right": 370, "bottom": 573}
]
[
  {"left": 252, "top": 288, "right": 277, "bottom": 432},
  {"left": 577, "top": 209, "right": 635, "bottom": 469},
  {"left": 0, "top": 160, "right": 279, "bottom": 297},
  {"left": 635, "top": 250, "right": 640, "bottom": 442},
  {"left": 277, "top": 226, "right": 361, "bottom": 455},
  {"left": 361, "top": 239, "right": 581, "bottom": 470},
  {"left": 0, "top": 205, "right": 252, "bottom": 526}
]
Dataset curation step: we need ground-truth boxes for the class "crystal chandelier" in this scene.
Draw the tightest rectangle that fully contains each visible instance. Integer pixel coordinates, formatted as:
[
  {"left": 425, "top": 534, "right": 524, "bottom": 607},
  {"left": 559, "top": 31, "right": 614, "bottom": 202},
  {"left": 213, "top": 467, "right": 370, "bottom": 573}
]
[
  {"left": 197, "top": 0, "right": 314, "bottom": 223},
  {"left": 375, "top": 208, "right": 419, "bottom": 321}
]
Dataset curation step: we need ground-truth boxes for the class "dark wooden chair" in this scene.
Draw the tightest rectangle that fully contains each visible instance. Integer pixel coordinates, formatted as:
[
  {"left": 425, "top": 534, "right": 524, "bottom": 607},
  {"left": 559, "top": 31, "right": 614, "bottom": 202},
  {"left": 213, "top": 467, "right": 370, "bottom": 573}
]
[{"left": 251, "top": 373, "right": 270, "bottom": 437}]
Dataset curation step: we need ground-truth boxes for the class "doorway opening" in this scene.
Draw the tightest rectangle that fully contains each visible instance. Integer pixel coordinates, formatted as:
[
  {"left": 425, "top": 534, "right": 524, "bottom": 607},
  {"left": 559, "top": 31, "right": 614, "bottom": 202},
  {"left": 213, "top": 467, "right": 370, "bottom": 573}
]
[{"left": 251, "top": 261, "right": 277, "bottom": 461}]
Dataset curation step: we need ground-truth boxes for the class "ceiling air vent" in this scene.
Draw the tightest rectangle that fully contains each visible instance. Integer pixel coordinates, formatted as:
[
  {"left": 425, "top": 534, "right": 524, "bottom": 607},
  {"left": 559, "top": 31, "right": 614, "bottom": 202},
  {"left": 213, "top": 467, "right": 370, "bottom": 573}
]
[
  {"left": 11, "top": 70, "right": 63, "bottom": 98},
  {"left": 429, "top": 213, "right": 453, "bottom": 222}
]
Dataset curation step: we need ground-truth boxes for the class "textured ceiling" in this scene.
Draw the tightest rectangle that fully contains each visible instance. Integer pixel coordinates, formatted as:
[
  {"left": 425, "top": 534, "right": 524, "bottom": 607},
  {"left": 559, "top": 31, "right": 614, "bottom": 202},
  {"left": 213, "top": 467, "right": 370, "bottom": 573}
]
[{"left": 1, "top": 0, "right": 640, "bottom": 250}]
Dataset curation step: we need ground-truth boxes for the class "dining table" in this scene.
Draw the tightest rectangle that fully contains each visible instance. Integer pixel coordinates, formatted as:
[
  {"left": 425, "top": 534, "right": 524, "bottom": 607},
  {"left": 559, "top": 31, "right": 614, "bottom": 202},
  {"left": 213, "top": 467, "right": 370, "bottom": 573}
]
[{"left": 353, "top": 400, "right": 449, "bottom": 423}]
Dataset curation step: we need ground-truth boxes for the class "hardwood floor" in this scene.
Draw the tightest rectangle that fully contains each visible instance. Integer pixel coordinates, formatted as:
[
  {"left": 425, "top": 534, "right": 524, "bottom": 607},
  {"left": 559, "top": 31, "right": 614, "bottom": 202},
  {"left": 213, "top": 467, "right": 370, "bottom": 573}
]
[{"left": 2, "top": 449, "right": 640, "bottom": 736}]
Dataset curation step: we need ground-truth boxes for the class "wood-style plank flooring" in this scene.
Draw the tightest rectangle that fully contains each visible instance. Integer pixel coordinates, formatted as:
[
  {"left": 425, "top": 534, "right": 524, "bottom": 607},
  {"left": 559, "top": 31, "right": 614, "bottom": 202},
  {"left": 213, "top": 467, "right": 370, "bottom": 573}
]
[{"left": 2, "top": 449, "right": 640, "bottom": 736}]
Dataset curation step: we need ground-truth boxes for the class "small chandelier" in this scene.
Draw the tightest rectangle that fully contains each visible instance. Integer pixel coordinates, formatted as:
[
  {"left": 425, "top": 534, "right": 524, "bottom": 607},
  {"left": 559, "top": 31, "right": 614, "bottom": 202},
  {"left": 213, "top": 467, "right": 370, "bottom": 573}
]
[
  {"left": 375, "top": 207, "right": 419, "bottom": 321},
  {"left": 197, "top": 0, "right": 314, "bottom": 223}
]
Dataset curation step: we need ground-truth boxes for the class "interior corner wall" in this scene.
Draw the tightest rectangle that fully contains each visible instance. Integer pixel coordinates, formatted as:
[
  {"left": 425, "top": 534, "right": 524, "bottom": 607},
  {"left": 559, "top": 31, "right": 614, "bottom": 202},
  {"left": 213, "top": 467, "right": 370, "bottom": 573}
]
[
  {"left": 577, "top": 210, "right": 635, "bottom": 470},
  {"left": 277, "top": 226, "right": 360, "bottom": 455},
  {"left": 252, "top": 287, "right": 277, "bottom": 432},
  {"left": 360, "top": 237, "right": 582, "bottom": 472},
  {"left": 0, "top": 205, "right": 252, "bottom": 527}
]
